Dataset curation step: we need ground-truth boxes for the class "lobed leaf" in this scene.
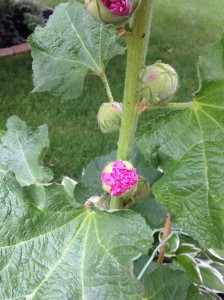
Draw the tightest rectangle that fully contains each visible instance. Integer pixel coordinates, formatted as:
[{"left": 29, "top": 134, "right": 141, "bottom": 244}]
[
  {"left": 137, "top": 38, "right": 224, "bottom": 248},
  {"left": 0, "top": 116, "right": 52, "bottom": 186},
  {"left": 29, "top": 0, "right": 125, "bottom": 100},
  {"left": 0, "top": 174, "right": 153, "bottom": 299}
]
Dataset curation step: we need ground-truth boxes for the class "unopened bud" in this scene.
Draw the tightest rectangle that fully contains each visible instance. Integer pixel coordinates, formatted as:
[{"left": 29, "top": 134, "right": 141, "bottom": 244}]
[
  {"left": 139, "top": 61, "right": 179, "bottom": 103},
  {"left": 85, "top": 0, "right": 140, "bottom": 26},
  {"left": 97, "top": 102, "right": 122, "bottom": 133},
  {"left": 84, "top": 196, "right": 106, "bottom": 209},
  {"left": 101, "top": 160, "right": 138, "bottom": 197},
  {"left": 132, "top": 175, "right": 150, "bottom": 202}
]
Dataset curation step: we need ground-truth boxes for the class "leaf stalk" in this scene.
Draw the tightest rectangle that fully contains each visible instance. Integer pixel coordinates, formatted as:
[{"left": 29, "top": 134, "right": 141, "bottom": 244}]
[
  {"left": 100, "top": 72, "right": 115, "bottom": 102},
  {"left": 148, "top": 101, "right": 193, "bottom": 111}
]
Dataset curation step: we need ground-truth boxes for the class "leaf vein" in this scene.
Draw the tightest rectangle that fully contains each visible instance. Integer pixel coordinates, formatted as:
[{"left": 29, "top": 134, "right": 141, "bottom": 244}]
[
  {"left": 34, "top": 48, "right": 91, "bottom": 69},
  {"left": 199, "top": 107, "right": 224, "bottom": 132},
  {"left": 93, "top": 216, "right": 123, "bottom": 298},
  {"left": 15, "top": 131, "right": 36, "bottom": 183},
  {"left": 0, "top": 210, "right": 86, "bottom": 250},
  {"left": 25, "top": 213, "right": 90, "bottom": 299},
  {"left": 65, "top": 6, "right": 100, "bottom": 72}
]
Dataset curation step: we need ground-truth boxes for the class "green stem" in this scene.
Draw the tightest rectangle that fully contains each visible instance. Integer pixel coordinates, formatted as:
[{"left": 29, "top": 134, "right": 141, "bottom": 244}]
[
  {"left": 97, "top": 192, "right": 108, "bottom": 208},
  {"left": 148, "top": 101, "right": 193, "bottom": 111},
  {"left": 110, "top": 0, "right": 154, "bottom": 209},
  {"left": 100, "top": 72, "right": 114, "bottom": 102}
]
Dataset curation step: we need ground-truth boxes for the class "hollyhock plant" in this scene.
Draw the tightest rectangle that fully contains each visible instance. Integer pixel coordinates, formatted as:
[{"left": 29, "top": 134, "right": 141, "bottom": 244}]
[
  {"left": 102, "top": 160, "right": 138, "bottom": 197},
  {"left": 8, "top": 0, "right": 223, "bottom": 298}
]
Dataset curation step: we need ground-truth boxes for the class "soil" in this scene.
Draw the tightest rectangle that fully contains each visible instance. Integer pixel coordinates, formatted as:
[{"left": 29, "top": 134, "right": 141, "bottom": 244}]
[{"left": 0, "top": 8, "right": 53, "bottom": 49}]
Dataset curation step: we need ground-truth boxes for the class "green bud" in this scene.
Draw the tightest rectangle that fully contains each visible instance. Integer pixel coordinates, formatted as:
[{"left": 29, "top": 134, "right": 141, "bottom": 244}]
[
  {"left": 139, "top": 61, "right": 179, "bottom": 103},
  {"left": 85, "top": 0, "right": 140, "bottom": 26},
  {"left": 132, "top": 175, "right": 150, "bottom": 202},
  {"left": 97, "top": 102, "right": 122, "bottom": 133}
]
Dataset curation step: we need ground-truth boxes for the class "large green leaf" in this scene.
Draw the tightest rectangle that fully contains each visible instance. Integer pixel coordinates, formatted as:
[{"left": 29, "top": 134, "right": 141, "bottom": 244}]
[
  {"left": 0, "top": 116, "right": 52, "bottom": 186},
  {"left": 143, "top": 263, "right": 208, "bottom": 300},
  {"left": 0, "top": 174, "right": 152, "bottom": 299},
  {"left": 29, "top": 0, "right": 125, "bottom": 100},
  {"left": 137, "top": 38, "right": 224, "bottom": 248}
]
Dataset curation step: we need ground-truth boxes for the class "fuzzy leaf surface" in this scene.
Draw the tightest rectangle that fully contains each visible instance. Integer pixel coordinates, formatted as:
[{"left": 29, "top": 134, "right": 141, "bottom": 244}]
[
  {"left": 0, "top": 116, "right": 52, "bottom": 186},
  {"left": 0, "top": 175, "right": 152, "bottom": 299},
  {"left": 29, "top": 0, "right": 125, "bottom": 99},
  {"left": 143, "top": 264, "right": 210, "bottom": 300},
  {"left": 137, "top": 38, "right": 224, "bottom": 248}
]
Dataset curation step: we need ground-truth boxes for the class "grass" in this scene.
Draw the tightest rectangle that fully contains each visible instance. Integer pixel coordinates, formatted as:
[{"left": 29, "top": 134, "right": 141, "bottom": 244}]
[{"left": 0, "top": 0, "right": 224, "bottom": 181}]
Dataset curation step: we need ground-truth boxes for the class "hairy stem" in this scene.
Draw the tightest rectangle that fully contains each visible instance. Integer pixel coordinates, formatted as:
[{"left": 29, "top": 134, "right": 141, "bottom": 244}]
[
  {"left": 110, "top": 0, "right": 154, "bottom": 209},
  {"left": 148, "top": 101, "right": 193, "bottom": 111},
  {"left": 100, "top": 72, "right": 114, "bottom": 102}
]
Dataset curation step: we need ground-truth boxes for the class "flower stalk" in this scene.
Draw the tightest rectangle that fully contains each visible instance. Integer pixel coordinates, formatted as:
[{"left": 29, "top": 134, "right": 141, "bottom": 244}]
[{"left": 110, "top": 0, "right": 154, "bottom": 209}]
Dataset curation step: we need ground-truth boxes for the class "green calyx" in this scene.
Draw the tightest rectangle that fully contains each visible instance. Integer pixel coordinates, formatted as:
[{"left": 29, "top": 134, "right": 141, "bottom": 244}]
[
  {"left": 139, "top": 60, "right": 179, "bottom": 103},
  {"left": 132, "top": 175, "right": 150, "bottom": 202},
  {"left": 85, "top": 0, "right": 140, "bottom": 26}
]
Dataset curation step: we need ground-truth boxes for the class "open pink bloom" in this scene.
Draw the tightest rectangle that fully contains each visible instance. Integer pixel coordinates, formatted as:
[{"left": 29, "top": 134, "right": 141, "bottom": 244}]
[
  {"left": 101, "top": 0, "right": 130, "bottom": 16},
  {"left": 102, "top": 160, "right": 138, "bottom": 196}
]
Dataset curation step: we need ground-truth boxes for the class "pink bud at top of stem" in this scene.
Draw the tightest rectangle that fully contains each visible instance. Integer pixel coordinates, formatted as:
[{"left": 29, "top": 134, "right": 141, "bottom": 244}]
[
  {"left": 101, "top": 0, "right": 130, "bottom": 16},
  {"left": 102, "top": 160, "right": 138, "bottom": 197},
  {"left": 85, "top": 0, "right": 139, "bottom": 26}
]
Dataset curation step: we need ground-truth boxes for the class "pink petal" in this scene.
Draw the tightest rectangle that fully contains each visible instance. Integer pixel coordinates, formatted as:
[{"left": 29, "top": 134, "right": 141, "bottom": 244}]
[{"left": 146, "top": 73, "right": 158, "bottom": 82}]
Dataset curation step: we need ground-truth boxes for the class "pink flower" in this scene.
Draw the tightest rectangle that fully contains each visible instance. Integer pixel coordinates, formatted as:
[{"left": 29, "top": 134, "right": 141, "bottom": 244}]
[
  {"left": 101, "top": 0, "right": 130, "bottom": 16},
  {"left": 102, "top": 160, "right": 138, "bottom": 197}
]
